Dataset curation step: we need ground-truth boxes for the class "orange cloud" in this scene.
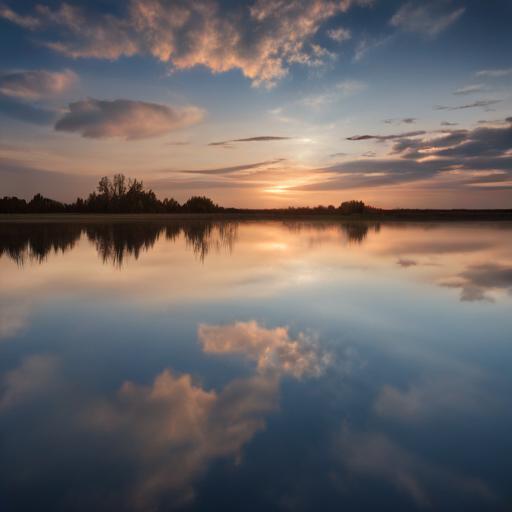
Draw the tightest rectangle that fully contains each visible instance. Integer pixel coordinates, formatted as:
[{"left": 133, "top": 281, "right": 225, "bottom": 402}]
[
  {"left": 1, "top": 0, "right": 370, "bottom": 86},
  {"left": 199, "top": 320, "right": 334, "bottom": 378}
]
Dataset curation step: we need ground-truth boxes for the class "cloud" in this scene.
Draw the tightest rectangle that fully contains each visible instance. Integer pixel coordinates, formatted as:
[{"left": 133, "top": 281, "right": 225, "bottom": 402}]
[
  {"left": 460, "top": 263, "right": 512, "bottom": 289},
  {"left": 0, "top": 354, "right": 58, "bottom": 411},
  {"left": 336, "top": 79, "right": 367, "bottom": 96},
  {"left": 164, "top": 141, "right": 190, "bottom": 146},
  {"left": 390, "top": 1, "right": 465, "bottom": 37},
  {"left": 328, "top": 152, "right": 347, "bottom": 158},
  {"left": 209, "top": 136, "right": 293, "bottom": 148},
  {"left": 107, "top": 370, "right": 280, "bottom": 508},
  {"left": 476, "top": 69, "right": 512, "bottom": 77},
  {"left": 441, "top": 121, "right": 458, "bottom": 126},
  {"left": 346, "top": 130, "right": 426, "bottom": 141},
  {"left": 438, "top": 262, "right": 512, "bottom": 302},
  {"left": 0, "top": 69, "right": 78, "bottom": 101},
  {"left": 149, "top": 179, "right": 260, "bottom": 190},
  {"left": 0, "top": 0, "right": 373, "bottom": 86},
  {"left": 433, "top": 100, "right": 501, "bottom": 111},
  {"left": 396, "top": 258, "right": 417, "bottom": 268},
  {"left": 326, "top": 27, "right": 351, "bottom": 42},
  {"left": 452, "top": 84, "right": 486, "bottom": 95},
  {"left": 398, "top": 117, "right": 418, "bottom": 124},
  {"left": 198, "top": 320, "right": 334, "bottom": 379},
  {"left": 374, "top": 378, "right": 497, "bottom": 422},
  {"left": 362, "top": 150, "right": 377, "bottom": 157},
  {"left": 389, "top": 120, "right": 512, "bottom": 159},
  {"left": 299, "top": 80, "right": 366, "bottom": 108},
  {"left": 337, "top": 430, "right": 496, "bottom": 507},
  {"left": 353, "top": 35, "right": 391, "bottom": 61},
  {"left": 292, "top": 119, "right": 512, "bottom": 192},
  {"left": 54, "top": 98, "right": 204, "bottom": 140},
  {"left": 174, "top": 158, "right": 287, "bottom": 175},
  {"left": 382, "top": 118, "right": 419, "bottom": 125},
  {"left": 0, "top": 356, "right": 280, "bottom": 509}
]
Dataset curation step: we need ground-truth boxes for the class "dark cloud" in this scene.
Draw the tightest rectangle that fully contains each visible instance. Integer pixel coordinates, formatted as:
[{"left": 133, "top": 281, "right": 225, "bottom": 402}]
[
  {"left": 440, "top": 262, "right": 512, "bottom": 302},
  {"left": 0, "top": 70, "right": 77, "bottom": 101},
  {"left": 328, "top": 152, "right": 347, "bottom": 158},
  {"left": 441, "top": 121, "right": 458, "bottom": 126},
  {"left": 209, "top": 136, "right": 293, "bottom": 148},
  {"left": 163, "top": 159, "right": 287, "bottom": 176},
  {"left": 397, "top": 258, "right": 417, "bottom": 268},
  {"left": 390, "top": 121, "right": 512, "bottom": 159},
  {"left": 148, "top": 180, "right": 260, "bottom": 190},
  {"left": 381, "top": 118, "right": 419, "bottom": 125},
  {"left": 292, "top": 118, "right": 512, "bottom": 191},
  {"left": 0, "top": 97, "right": 58, "bottom": 125},
  {"left": 164, "top": 141, "right": 190, "bottom": 146},
  {"left": 433, "top": 100, "right": 501, "bottom": 111},
  {"left": 460, "top": 263, "right": 512, "bottom": 290},
  {"left": 55, "top": 98, "right": 204, "bottom": 140},
  {"left": 235, "top": 136, "right": 292, "bottom": 142},
  {"left": 362, "top": 151, "right": 377, "bottom": 157},
  {"left": 347, "top": 130, "right": 426, "bottom": 141}
]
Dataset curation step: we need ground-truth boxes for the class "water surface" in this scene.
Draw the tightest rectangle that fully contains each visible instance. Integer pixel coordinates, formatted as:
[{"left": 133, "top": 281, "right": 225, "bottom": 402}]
[{"left": 1, "top": 220, "right": 511, "bottom": 511}]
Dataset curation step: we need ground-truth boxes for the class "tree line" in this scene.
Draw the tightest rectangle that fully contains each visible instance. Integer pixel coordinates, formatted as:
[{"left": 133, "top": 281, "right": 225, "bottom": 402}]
[{"left": 0, "top": 173, "right": 367, "bottom": 215}]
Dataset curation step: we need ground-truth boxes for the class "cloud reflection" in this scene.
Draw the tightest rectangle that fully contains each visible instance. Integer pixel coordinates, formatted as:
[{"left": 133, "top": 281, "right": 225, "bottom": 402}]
[
  {"left": 336, "top": 429, "right": 495, "bottom": 507},
  {"left": 439, "top": 262, "right": 512, "bottom": 302},
  {"left": 199, "top": 320, "right": 334, "bottom": 378},
  {"left": 0, "top": 355, "right": 280, "bottom": 510}
]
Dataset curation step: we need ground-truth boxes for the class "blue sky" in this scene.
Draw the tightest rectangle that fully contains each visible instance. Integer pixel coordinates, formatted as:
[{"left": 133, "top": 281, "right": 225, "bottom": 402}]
[{"left": 1, "top": 0, "right": 511, "bottom": 208}]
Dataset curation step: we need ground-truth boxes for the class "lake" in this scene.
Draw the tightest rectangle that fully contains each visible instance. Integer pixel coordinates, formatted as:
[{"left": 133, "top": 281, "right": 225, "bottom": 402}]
[{"left": 0, "top": 219, "right": 511, "bottom": 511}]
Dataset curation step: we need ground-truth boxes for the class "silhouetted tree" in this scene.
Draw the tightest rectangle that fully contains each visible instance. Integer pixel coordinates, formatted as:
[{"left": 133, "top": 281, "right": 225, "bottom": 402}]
[
  {"left": 183, "top": 196, "right": 220, "bottom": 213},
  {"left": 339, "top": 200, "right": 365, "bottom": 214}
]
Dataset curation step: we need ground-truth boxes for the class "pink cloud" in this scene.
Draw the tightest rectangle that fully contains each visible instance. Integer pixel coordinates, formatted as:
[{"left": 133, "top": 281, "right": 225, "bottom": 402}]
[
  {"left": 1, "top": 0, "right": 370, "bottom": 86},
  {"left": 0, "top": 69, "right": 78, "bottom": 101},
  {"left": 54, "top": 97, "right": 205, "bottom": 140}
]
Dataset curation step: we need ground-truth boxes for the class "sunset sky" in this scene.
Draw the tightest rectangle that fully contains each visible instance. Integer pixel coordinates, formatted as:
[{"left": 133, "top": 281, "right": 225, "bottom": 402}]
[{"left": 1, "top": 0, "right": 511, "bottom": 208}]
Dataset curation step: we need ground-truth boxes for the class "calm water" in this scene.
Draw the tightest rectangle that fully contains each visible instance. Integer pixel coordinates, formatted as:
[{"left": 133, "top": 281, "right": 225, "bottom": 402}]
[{"left": 0, "top": 220, "right": 511, "bottom": 512}]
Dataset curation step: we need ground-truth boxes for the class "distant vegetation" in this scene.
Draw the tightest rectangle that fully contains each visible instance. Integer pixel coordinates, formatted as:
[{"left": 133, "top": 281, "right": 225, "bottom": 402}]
[
  {"left": 0, "top": 174, "right": 226, "bottom": 214},
  {"left": 1, "top": 173, "right": 510, "bottom": 218},
  {"left": 1, "top": 173, "right": 367, "bottom": 215}
]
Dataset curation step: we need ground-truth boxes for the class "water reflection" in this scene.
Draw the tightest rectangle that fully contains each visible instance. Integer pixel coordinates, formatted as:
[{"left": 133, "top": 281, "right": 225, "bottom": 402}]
[
  {"left": 0, "top": 220, "right": 388, "bottom": 270},
  {"left": 0, "top": 222, "right": 82, "bottom": 265},
  {"left": 1, "top": 220, "right": 511, "bottom": 511},
  {"left": 1, "top": 220, "right": 512, "bottom": 303},
  {"left": 282, "top": 220, "right": 380, "bottom": 244},
  {"left": 0, "top": 220, "right": 379, "bottom": 267},
  {"left": 0, "top": 220, "right": 241, "bottom": 267},
  {"left": 0, "top": 319, "right": 333, "bottom": 511}
]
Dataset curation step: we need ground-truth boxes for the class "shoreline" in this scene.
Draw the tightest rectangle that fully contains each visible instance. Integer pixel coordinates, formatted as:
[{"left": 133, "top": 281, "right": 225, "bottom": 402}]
[{"left": 1, "top": 212, "right": 511, "bottom": 223}]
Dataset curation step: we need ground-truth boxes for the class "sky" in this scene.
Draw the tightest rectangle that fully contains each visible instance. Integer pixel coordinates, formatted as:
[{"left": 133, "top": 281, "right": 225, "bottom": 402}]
[{"left": 0, "top": 0, "right": 511, "bottom": 208}]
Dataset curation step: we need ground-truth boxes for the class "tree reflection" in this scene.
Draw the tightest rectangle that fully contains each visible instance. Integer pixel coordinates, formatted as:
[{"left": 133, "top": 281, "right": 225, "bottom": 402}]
[
  {"left": 0, "top": 220, "right": 382, "bottom": 267},
  {"left": 86, "top": 223, "right": 164, "bottom": 268},
  {"left": 282, "top": 221, "right": 381, "bottom": 244},
  {"left": 0, "top": 223, "right": 82, "bottom": 266},
  {"left": 0, "top": 221, "right": 240, "bottom": 267}
]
